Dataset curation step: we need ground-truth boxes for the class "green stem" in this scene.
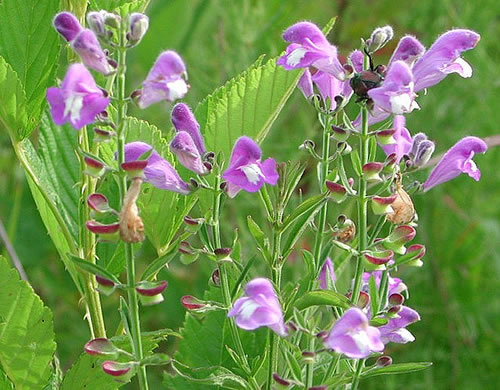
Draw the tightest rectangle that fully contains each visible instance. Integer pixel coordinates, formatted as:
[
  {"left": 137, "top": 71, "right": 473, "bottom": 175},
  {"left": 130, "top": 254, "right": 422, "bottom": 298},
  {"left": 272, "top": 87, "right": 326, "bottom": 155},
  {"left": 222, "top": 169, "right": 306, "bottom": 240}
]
[
  {"left": 351, "top": 54, "right": 371, "bottom": 306},
  {"left": 115, "top": 32, "right": 148, "bottom": 390},
  {"left": 377, "top": 270, "right": 389, "bottom": 313},
  {"left": 212, "top": 175, "right": 259, "bottom": 390},
  {"left": 351, "top": 358, "right": 365, "bottom": 390},
  {"left": 321, "top": 353, "right": 341, "bottom": 384}
]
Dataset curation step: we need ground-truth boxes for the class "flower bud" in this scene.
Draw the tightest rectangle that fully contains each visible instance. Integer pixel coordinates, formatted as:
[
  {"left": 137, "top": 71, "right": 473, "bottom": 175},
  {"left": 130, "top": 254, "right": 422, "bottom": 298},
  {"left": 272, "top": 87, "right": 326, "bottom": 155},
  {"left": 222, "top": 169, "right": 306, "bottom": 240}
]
[
  {"left": 412, "top": 139, "right": 435, "bottom": 167},
  {"left": 181, "top": 295, "right": 206, "bottom": 311},
  {"left": 326, "top": 181, "right": 347, "bottom": 203},
  {"left": 210, "top": 268, "right": 220, "bottom": 287},
  {"left": 178, "top": 241, "right": 199, "bottom": 264},
  {"left": 84, "top": 338, "right": 120, "bottom": 359},
  {"left": 86, "top": 11, "right": 107, "bottom": 38},
  {"left": 367, "top": 25, "right": 394, "bottom": 53},
  {"left": 388, "top": 293, "right": 405, "bottom": 306},
  {"left": 95, "top": 275, "right": 117, "bottom": 296},
  {"left": 363, "top": 249, "right": 394, "bottom": 265},
  {"left": 136, "top": 280, "right": 168, "bottom": 306},
  {"left": 93, "top": 127, "right": 116, "bottom": 143},
  {"left": 362, "top": 162, "right": 384, "bottom": 182},
  {"left": 53, "top": 12, "right": 82, "bottom": 42},
  {"left": 382, "top": 225, "right": 416, "bottom": 254},
  {"left": 331, "top": 126, "right": 349, "bottom": 142},
  {"left": 127, "top": 13, "right": 149, "bottom": 45},
  {"left": 103, "top": 13, "right": 120, "bottom": 29},
  {"left": 102, "top": 361, "right": 136, "bottom": 382},
  {"left": 386, "top": 186, "right": 415, "bottom": 224},
  {"left": 86, "top": 221, "right": 120, "bottom": 241},
  {"left": 376, "top": 129, "right": 396, "bottom": 145},
  {"left": 71, "top": 29, "right": 116, "bottom": 75},
  {"left": 376, "top": 355, "right": 393, "bottom": 367},
  {"left": 371, "top": 194, "right": 397, "bottom": 215},
  {"left": 170, "top": 131, "right": 208, "bottom": 175},
  {"left": 273, "top": 373, "right": 291, "bottom": 387}
]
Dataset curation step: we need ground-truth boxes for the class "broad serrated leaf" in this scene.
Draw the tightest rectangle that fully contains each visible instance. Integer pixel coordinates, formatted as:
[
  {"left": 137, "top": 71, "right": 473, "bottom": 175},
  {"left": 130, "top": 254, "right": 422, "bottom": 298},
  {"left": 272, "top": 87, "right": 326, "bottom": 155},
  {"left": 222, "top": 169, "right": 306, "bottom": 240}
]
[
  {"left": 0, "top": 257, "right": 56, "bottom": 390},
  {"left": 0, "top": 56, "right": 28, "bottom": 140},
  {"left": 61, "top": 331, "right": 167, "bottom": 390},
  {"left": 293, "top": 290, "right": 351, "bottom": 312},
  {"left": 361, "top": 362, "right": 433, "bottom": 378},
  {"left": 0, "top": 0, "right": 60, "bottom": 138},
  {"left": 100, "top": 117, "right": 197, "bottom": 255},
  {"left": 0, "top": 369, "right": 14, "bottom": 390}
]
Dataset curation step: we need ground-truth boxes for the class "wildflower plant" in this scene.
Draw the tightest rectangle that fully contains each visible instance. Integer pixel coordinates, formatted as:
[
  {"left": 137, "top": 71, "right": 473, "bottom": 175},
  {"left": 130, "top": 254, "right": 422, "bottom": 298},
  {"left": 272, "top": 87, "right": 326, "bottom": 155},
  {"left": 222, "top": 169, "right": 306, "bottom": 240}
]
[{"left": 0, "top": 0, "right": 488, "bottom": 389}]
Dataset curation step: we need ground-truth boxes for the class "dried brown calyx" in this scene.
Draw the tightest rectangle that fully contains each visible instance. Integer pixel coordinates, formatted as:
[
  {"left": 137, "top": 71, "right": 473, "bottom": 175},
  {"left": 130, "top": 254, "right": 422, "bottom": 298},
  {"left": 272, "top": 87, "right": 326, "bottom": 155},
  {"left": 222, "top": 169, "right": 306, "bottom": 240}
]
[
  {"left": 119, "top": 177, "right": 145, "bottom": 243},
  {"left": 387, "top": 181, "right": 415, "bottom": 224}
]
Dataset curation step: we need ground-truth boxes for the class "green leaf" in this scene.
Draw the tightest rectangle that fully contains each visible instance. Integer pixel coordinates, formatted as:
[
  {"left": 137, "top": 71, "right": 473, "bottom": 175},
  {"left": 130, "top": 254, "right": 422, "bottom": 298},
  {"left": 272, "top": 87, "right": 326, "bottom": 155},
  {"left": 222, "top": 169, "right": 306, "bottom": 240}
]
[
  {"left": 68, "top": 254, "right": 121, "bottom": 284},
  {"left": 0, "top": 0, "right": 60, "bottom": 139},
  {"left": 89, "top": 0, "right": 149, "bottom": 12},
  {"left": 293, "top": 290, "right": 351, "bottom": 311},
  {"left": 61, "top": 331, "right": 168, "bottom": 390},
  {"left": 350, "top": 150, "right": 363, "bottom": 177},
  {"left": 100, "top": 117, "right": 197, "bottom": 255},
  {"left": 170, "top": 361, "right": 248, "bottom": 390},
  {"left": 0, "top": 56, "right": 28, "bottom": 140},
  {"left": 247, "top": 215, "right": 267, "bottom": 251},
  {"left": 368, "top": 274, "right": 379, "bottom": 317},
  {"left": 0, "top": 369, "right": 14, "bottom": 390},
  {"left": 0, "top": 257, "right": 56, "bottom": 390},
  {"left": 361, "top": 362, "right": 433, "bottom": 378},
  {"left": 141, "top": 353, "right": 171, "bottom": 367},
  {"left": 281, "top": 193, "right": 327, "bottom": 233}
]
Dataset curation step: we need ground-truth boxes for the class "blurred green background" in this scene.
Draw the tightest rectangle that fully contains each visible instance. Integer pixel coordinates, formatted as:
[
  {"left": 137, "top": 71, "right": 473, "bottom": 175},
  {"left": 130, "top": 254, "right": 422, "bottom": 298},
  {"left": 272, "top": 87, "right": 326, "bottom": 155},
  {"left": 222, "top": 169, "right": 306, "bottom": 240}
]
[{"left": 1, "top": 0, "right": 499, "bottom": 388}]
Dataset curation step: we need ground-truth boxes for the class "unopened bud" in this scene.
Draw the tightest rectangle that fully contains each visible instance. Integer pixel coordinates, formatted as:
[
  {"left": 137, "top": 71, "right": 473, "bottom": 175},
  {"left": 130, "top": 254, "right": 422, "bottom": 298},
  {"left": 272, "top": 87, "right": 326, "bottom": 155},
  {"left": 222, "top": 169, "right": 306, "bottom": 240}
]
[
  {"left": 326, "top": 181, "right": 347, "bottom": 203},
  {"left": 362, "top": 162, "right": 384, "bottom": 182},
  {"left": 413, "top": 140, "right": 435, "bottom": 167},
  {"left": 53, "top": 12, "right": 82, "bottom": 42},
  {"left": 181, "top": 295, "right": 206, "bottom": 311},
  {"left": 376, "top": 355, "right": 393, "bottom": 367},
  {"left": 71, "top": 29, "right": 116, "bottom": 75},
  {"left": 136, "top": 280, "right": 168, "bottom": 306},
  {"left": 84, "top": 338, "right": 119, "bottom": 359},
  {"left": 371, "top": 194, "right": 397, "bottom": 215},
  {"left": 367, "top": 25, "right": 394, "bottom": 53},
  {"left": 363, "top": 249, "right": 394, "bottom": 265},
  {"left": 86, "top": 11, "right": 107, "bottom": 38},
  {"left": 388, "top": 293, "right": 405, "bottom": 306},
  {"left": 102, "top": 361, "right": 136, "bottom": 382},
  {"left": 103, "top": 13, "right": 120, "bottom": 29},
  {"left": 127, "top": 13, "right": 149, "bottom": 45}
]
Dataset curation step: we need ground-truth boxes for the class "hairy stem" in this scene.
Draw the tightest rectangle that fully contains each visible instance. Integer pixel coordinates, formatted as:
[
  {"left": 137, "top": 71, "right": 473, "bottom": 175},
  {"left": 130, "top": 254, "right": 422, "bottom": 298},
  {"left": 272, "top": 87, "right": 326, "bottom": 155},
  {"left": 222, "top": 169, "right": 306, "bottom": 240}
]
[{"left": 115, "top": 32, "right": 149, "bottom": 389}]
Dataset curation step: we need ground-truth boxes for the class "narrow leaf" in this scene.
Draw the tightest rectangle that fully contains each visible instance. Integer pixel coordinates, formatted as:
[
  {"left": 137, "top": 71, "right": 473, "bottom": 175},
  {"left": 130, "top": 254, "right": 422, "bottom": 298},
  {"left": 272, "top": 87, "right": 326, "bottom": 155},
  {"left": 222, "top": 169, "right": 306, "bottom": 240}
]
[
  {"left": 68, "top": 254, "right": 121, "bottom": 284},
  {"left": 293, "top": 290, "right": 351, "bottom": 311},
  {"left": 361, "top": 362, "right": 433, "bottom": 378}
]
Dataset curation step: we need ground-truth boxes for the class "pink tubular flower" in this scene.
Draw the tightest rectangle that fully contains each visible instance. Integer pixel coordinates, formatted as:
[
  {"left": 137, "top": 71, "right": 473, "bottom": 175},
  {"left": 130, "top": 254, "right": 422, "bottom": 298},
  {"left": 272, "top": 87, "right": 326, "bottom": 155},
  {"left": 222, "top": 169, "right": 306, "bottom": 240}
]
[
  {"left": 53, "top": 12, "right": 82, "bottom": 42},
  {"left": 277, "top": 22, "right": 345, "bottom": 80},
  {"left": 138, "top": 51, "right": 189, "bottom": 108},
  {"left": 222, "top": 136, "right": 279, "bottom": 198},
  {"left": 423, "top": 136, "right": 487, "bottom": 191},
  {"left": 228, "top": 278, "right": 288, "bottom": 337},
  {"left": 46, "top": 64, "right": 110, "bottom": 130},
  {"left": 381, "top": 115, "right": 413, "bottom": 163},
  {"left": 318, "top": 257, "right": 336, "bottom": 289},
  {"left": 71, "top": 29, "right": 116, "bottom": 75},
  {"left": 124, "top": 141, "right": 190, "bottom": 194},
  {"left": 324, "top": 308, "right": 384, "bottom": 358},
  {"left": 379, "top": 306, "right": 420, "bottom": 344},
  {"left": 171, "top": 103, "right": 206, "bottom": 155}
]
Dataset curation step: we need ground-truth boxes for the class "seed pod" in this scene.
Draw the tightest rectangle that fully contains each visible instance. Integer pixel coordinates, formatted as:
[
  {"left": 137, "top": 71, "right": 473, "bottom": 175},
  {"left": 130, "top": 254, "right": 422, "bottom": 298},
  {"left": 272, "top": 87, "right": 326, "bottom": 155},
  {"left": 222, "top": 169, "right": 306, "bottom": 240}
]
[{"left": 387, "top": 183, "right": 415, "bottom": 224}]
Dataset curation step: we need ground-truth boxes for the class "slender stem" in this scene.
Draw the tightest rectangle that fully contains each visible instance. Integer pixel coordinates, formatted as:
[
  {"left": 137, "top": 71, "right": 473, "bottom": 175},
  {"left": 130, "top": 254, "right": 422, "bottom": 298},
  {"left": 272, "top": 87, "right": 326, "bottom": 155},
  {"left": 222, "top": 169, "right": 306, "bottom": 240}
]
[
  {"left": 377, "top": 270, "right": 389, "bottom": 312},
  {"left": 78, "top": 128, "right": 107, "bottom": 338},
  {"left": 0, "top": 216, "right": 28, "bottom": 282},
  {"left": 212, "top": 175, "right": 259, "bottom": 390},
  {"left": 351, "top": 54, "right": 371, "bottom": 305},
  {"left": 115, "top": 31, "right": 148, "bottom": 390},
  {"left": 351, "top": 358, "right": 365, "bottom": 390},
  {"left": 321, "top": 353, "right": 341, "bottom": 384}
]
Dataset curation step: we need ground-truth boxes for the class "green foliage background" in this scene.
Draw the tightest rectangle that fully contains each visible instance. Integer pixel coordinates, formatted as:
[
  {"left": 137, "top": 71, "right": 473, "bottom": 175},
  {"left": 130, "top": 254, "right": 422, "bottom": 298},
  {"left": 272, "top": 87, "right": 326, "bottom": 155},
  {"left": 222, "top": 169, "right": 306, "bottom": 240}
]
[{"left": 0, "top": 0, "right": 499, "bottom": 389}]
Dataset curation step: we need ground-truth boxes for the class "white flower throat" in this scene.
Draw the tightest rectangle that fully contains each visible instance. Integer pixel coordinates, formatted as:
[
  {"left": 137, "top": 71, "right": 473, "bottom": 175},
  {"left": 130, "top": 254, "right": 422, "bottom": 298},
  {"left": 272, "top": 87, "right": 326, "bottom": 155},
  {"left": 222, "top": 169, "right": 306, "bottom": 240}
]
[
  {"left": 64, "top": 93, "right": 84, "bottom": 122},
  {"left": 241, "top": 163, "right": 264, "bottom": 184},
  {"left": 287, "top": 47, "right": 307, "bottom": 67}
]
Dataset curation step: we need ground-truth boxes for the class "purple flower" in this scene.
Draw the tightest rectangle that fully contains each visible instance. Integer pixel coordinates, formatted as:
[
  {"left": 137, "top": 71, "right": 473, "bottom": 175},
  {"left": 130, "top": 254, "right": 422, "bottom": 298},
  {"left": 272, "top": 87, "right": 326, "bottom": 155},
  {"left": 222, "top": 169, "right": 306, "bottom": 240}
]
[
  {"left": 171, "top": 103, "right": 206, "bottom": 155},
  {"left": 388, "top": 36, "right": 425, "bottom": 67},
  {"left": 412, "top": 29, "right": 480, "bottom": 91},
  {"left": 381, "top": 115, "right": 413, "bottom": 162},
  {"left": 368, "top": 61, "right": 418, "bottom": 115},
  {"left": 222, "top": 136, "right": 279, "bottom": 198},
  {"left": 228, "top": 278, "right": 287, "bottom": 337},
  {"left": 277, "top": 22, "right": 345, "bottom": 80},
  {"left": 46, "top": 63, "right": 110, "bottom": 130},
  {"left": 318, "top": 257, "right": 336, "bottom": 289},
  {"left": 379, "top": 306, "right": 420, "bottom": 344},
  {"left": 423, "top": 136, "right": 487, "bottom": 191},
  {"left": 361, "top": 271, "right": 408, "bottom": 296},
  {"left": 170, "top": 131, "right": 208, "bottom": 175},
  {"left": 324, "top": 308, "right": 384, "bottom": 358},
  {"left": 53, "top": 12, "right": 82, "bottom": 42},
  {"left": 124, "top": 141, "right": 190, "bottom": 194},
  {"left": 71, "top": 29, "right": 115, "bottom": 75},
  {"left": 138, "top": 51, "right": 189, "bottom": 108}
]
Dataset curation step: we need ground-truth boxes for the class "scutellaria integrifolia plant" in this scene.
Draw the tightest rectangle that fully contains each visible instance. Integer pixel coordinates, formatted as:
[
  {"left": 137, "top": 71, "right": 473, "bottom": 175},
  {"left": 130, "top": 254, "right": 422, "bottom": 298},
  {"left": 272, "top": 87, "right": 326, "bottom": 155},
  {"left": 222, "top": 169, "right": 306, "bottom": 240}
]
[{"left": 37, "top": 7, "right": 486, "bottom": 390}]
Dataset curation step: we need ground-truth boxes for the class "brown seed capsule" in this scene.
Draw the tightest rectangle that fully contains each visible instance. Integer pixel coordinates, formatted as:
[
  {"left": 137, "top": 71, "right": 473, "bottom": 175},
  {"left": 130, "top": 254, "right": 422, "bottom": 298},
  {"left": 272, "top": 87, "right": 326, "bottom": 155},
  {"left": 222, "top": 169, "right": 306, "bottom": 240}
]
[
  {"left": 119, "top": 177, "right": 145, "bottom": 243},
  {"left": 387, "top": 184, "right": 415, "bottom": 224},
  {"left": 333, "top": 218, "right": 356, "bottom": 243}
]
